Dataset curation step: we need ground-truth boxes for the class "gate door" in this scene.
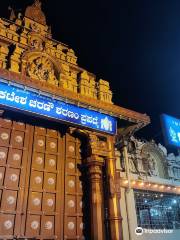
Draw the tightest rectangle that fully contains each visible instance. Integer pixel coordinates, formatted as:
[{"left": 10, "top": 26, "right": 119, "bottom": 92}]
[
  {"left": 0, "top": 117, "right": 32, "bottom": 239},
  {"left": 21, "top": 125, "right": 63, "bottom": 239},
  {"left": 0, "top": 116, "right": 87, "bottom": 240}
]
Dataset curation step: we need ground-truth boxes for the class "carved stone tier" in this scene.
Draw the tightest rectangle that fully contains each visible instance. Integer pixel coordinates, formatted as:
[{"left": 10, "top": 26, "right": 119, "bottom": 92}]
[
  {"left": 0, "top": 68, "right": 149, "bottom": 129},
  {"left": 0, "top": 7, "right": 114, "bottom": 104},
  {"left": 10, "top": 46, "right": 24, "bottom": 73},
  {"left": 0, "top": 43, "right": 9, "bottom": 69}
]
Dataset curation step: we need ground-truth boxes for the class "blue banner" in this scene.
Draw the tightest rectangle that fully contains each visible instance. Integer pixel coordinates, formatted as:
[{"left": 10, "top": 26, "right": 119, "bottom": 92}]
[
  {"left": 161, "top": 114, "right": 180, "bottom": 148},
  {"left": 0, "top": 80, "right": 117, "bottom": 134}
]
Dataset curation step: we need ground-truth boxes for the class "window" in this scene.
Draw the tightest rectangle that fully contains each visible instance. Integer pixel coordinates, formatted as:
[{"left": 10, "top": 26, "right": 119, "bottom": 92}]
[{"left": 134, "top": 190, "right": 180, "bottom": 229}]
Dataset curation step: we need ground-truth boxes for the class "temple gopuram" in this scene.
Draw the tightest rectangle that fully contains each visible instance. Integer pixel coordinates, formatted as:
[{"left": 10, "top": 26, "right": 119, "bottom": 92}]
[{"left": 0, "top": 1, "right": 150, "bottom": 239}]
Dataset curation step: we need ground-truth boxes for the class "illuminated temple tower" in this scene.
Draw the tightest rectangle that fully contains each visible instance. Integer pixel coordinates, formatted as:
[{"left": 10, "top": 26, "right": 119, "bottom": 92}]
[{"left": 0, "top": 1, "right": 150, "bottom": 239}]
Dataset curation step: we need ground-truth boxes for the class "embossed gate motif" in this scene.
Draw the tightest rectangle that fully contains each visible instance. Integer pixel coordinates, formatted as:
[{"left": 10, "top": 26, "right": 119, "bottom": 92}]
[{"left": 0, "top": 116, "right": 86, "bottom": 240}]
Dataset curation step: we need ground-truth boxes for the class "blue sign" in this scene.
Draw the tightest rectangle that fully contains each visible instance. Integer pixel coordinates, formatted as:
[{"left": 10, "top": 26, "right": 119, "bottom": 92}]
[
  {"left": 161, "top": 114, "right": 180, "bottom": 148},
  {"left": 0, "top": 80, "right": 117, "bottom": 134}
]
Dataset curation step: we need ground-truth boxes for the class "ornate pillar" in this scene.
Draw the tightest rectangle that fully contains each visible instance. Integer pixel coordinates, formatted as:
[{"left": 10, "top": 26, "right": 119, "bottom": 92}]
[
  {"left": 106, "top": 136, "right": 123, "bottom": 240},
  {"left": 69, "top": 128, "right": 122, "bottom": 240},
  {"left": 85, "top": 133, "right": 105, "bottom": 240},
  {"left": 87, "top": 155, "right": 104, "bottom": 240}
]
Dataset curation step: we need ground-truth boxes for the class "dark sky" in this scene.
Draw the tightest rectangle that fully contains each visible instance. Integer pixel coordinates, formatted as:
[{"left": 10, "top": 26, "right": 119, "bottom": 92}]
[{"left": 0, "top": 0, "right": 180, "bottom": 146}]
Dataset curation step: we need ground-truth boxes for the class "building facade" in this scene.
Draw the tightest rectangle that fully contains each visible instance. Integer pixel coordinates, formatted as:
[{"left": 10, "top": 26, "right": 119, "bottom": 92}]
[
  {"left": 116, "top": 137, "right": 180, "bottom": 240},
  {"left": 0, "top": 1, "right": 150, "bottom": 240}
]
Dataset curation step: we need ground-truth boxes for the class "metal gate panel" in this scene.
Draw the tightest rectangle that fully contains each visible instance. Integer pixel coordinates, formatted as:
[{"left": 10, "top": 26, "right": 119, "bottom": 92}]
[
  {"left": 7, "top": 148, "right": 22, "bottom": 168},
  {"left": 0, "top": 146, "right": 8, "bottom": 165},
  {"left": 0, "top": 116, "right": 87, "bottom": 240},
  {"left": 22, "top": 125, "right": 63, "bottom": 240},
  {"left": 1, "top": 190, "right": 18, "bottom": 212},
  {"left": 42, "top": 193, "right": 56, "bottom": 212},
  {"left": 32, "top": 152, "right": 45, "bottom": 170},
  {"left": 0, "top": 117, "right": 31, "bottom": 239},
  {"left": 64, "top": 134, "right": 84, "bottom": 240}
]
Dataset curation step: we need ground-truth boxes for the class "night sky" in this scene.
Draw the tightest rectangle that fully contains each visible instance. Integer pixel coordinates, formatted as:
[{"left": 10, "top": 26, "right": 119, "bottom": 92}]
[{"left": 0, "top": 0, "right": 180, "bottom": 147}]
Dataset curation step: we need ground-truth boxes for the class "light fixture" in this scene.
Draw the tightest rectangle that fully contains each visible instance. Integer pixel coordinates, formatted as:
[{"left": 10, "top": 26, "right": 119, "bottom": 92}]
[
  {"left": 124, "top": 180, "right": 128, "bottom": 184},
  {"left": 132, "top": 181, "right": 136, "bottom": 185},
  {"left": 172, "top": 199, "right": 177, "bottom": 204}
]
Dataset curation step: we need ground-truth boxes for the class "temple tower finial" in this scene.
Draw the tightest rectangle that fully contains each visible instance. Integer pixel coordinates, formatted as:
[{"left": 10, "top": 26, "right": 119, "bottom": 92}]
[{"left": 25, "top": 0, "right": 46, "bottom": 25}]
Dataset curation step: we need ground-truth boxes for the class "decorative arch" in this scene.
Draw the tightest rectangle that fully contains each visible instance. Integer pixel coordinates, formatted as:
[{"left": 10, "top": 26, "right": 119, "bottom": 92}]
[
  {"left": 141, "top": 143, "right": 168, "bottom": 178},
  {"left": 21, "top": 50, "right": 64, "bottom": 86}
]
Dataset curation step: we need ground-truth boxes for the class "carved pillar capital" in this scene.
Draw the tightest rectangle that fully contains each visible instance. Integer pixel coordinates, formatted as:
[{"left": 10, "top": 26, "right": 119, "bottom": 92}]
[
  {"left": 87, "top": 155, "right": 104, "bottom": 183},
  {"left": 87, "top": 133, "right": 99, "bottom": 155},
  {"left": 87, "top": 154, "right": 104, "bottom": 166}
]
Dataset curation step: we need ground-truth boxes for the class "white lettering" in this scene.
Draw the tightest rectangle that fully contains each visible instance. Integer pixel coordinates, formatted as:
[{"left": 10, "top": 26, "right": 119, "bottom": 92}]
[
  {"left": 19, "top": 97, "right": 27, "bottom": 105},
  {"left": 74, "top": 113, "right": 79, "bottom": 119},
  {"left": 44, "top": 102, "right": 54, "bottom": 111},
  {"left": 0, "top": 90, "right": 27, "bottom": 105},
  {"left": 56, "top": 107, "right": 80, "bottom": 120},
  {"left": 14, "top": 96, "right": 20, "bottom": 103},
  {"left": 37, "top": 101, "right": 44, "bottom": 110},
  {"left": 29, "top": 99, "right": 37, "bottom": 108},
  {"left": 81, "top": 114, "right": 87, "bottom": 124},
  {"left": 80, "top": 114, "right": 99, "bottom": 128},
  {"left": 0, "top": 90, "right": 6, "bottom": 99},
  {"left": 29, "top": 99, "right": 54, "bottom": 112},
  {"left": 6, "top": 92, "right": 15, "bottom": 101},
  {"left": 93, "top": 117, "right": 99, "bottom": 128},
  {"left": 0, "top": 87, "right": 113, "bottom": 133},
  {"left": 62, "top": 109, "right": 68, "bottom": 116},
  {"left": 56, "top": 107, "right": 62, "bottom": 114}
]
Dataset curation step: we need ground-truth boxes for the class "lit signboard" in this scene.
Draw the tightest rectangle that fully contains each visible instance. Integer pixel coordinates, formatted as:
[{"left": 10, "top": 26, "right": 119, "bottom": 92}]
[
  {"left": 0, "top": 80, "right": 117, "bottom": 134},
  {"left": 161, "top": 114, "right": 180, "bottom": 148}
]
